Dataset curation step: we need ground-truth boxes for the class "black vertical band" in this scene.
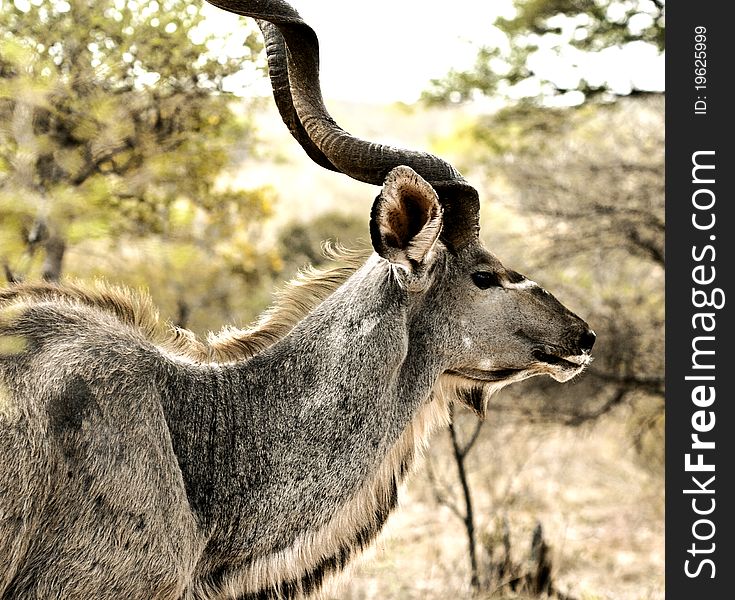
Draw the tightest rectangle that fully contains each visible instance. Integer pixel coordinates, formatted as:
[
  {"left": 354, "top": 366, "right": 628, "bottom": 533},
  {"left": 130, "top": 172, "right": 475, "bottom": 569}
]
[{"left": 666, "top": 2, "right": 734, "bottom": 597}]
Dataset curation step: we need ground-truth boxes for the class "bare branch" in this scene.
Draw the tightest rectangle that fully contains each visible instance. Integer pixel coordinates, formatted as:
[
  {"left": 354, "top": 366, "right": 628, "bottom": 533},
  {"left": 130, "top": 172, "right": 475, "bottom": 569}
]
[
  {"left": 564, "top": 387, "right": 630, "bottom": 426},
  {"left": 460, "top": 419, "right": 485, "bottom": 458},
  {"left": 424, "top": 456, "right": 464, "bottom": 520},
  {"left": 589, "top": 371, "right": 665, "bottom": 396},
  {"left": 448, "top": 408, "right": 480, "bottom": 589}
]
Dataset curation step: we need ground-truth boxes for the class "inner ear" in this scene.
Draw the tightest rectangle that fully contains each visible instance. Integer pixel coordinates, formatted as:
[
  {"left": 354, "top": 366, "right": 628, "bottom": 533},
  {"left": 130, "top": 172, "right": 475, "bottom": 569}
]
[
  {"left": 382, "top": 191, "right": 435, "bottom": 249},
  {"left": 370, "top": 166, "right": 443, "bottom": 268}
]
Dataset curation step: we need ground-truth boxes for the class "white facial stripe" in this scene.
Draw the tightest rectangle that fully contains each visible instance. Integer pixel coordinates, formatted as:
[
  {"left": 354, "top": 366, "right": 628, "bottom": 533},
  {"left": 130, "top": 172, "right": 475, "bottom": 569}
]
[{"left": 504, "top": 278, "right": 539, "bottom": 290}]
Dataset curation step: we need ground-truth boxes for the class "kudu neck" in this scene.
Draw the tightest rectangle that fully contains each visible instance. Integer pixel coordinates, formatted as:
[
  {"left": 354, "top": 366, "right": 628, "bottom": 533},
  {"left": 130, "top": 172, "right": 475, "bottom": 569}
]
[{"left": 160, "top": 255, "right": 447, "bottom": 572}]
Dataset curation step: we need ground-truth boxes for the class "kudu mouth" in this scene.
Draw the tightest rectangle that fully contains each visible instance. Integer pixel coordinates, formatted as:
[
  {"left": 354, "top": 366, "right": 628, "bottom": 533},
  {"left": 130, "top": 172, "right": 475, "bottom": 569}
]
[
  {"left": 446, "top": 356, "right": 589, "bottom": 386},
  {"left": 507, "top": 326, "right": 595, "bottom": 382},
  {"left": 446, "top": 340, "right": 593, "bottom": 387},
  {"left": 531, "top": 344, "right": 593, "bottom": 382},
  {"left": 532, "top": 348, "right": 590, "bottom": 369}
]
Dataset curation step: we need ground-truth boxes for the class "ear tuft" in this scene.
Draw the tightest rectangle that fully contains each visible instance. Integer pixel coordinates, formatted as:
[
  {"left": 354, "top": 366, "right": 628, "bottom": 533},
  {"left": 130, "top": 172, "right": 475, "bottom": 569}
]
[{"left": 370, "top": 166, "right": 443, "bottom": 268}]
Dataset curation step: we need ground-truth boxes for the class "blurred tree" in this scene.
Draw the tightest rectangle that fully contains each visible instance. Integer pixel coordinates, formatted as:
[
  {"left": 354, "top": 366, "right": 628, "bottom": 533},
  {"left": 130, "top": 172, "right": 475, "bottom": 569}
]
[
  {"left": 0, "top": 0, "right": 266, "bottom": 283},
  {"left": 423, "top": 0, "right": 665, "bottom": 105}
]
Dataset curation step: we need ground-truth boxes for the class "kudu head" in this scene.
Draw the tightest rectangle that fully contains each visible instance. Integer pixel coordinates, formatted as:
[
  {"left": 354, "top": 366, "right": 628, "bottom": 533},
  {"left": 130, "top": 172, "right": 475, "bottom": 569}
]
[
  {"left": 205, "top": 0, "right": 595, "bottom": 409},
  {"left": 369, "top": 166, "right": 594, "bottom": 396}
]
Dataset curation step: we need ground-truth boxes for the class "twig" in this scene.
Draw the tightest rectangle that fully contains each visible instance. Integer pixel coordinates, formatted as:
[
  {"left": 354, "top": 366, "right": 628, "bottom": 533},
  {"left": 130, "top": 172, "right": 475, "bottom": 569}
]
[
  {"left": 424, "top": 455, "right": 463, "bottom": 520},
  {"left": 448, "top": 406, "right": 480, "bottom": 590}
]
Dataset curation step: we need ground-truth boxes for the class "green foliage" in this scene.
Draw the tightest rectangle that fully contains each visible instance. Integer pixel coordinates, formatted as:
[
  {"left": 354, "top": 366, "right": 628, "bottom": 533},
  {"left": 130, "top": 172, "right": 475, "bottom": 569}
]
[
  {"left": 496, "top": 0, "right": 664, "bottom": 49},
  {"left": 0, "top": 0, "right": 268, "bottom": 287},
  {"left": 423, "top": 0, "right": 665, "bottom": 104}
]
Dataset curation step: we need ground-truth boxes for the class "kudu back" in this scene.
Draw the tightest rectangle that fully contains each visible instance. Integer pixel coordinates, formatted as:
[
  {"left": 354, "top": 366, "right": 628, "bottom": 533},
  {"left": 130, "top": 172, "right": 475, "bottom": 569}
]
[{"left": 0, "top": 1, "right": 594, "bottom": 598}]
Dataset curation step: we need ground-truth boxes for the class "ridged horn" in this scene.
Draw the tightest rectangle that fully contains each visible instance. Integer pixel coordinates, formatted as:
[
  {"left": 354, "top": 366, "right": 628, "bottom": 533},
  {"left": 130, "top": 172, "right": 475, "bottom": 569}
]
[{"left": 205, "top": 0, "right": 480, "bottom": 248}]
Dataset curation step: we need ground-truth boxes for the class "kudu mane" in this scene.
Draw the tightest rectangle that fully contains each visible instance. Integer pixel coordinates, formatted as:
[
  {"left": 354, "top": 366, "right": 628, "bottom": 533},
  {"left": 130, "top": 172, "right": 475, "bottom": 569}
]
[{"left": 0, "top": 245, "right": 368, "bottom": 365}]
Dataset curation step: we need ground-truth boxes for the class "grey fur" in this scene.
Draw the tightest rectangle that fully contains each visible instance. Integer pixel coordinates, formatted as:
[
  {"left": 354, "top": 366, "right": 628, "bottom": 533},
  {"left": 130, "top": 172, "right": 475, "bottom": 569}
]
[{"left": 0, "top": 167, "right": 592, "bottom": 599}]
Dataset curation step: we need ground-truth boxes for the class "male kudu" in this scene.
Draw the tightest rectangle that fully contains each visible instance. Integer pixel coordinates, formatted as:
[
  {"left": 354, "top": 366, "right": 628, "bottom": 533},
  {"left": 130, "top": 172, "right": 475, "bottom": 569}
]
[{"left": 0, "top": 1, "right": 594, "bottom": 598}]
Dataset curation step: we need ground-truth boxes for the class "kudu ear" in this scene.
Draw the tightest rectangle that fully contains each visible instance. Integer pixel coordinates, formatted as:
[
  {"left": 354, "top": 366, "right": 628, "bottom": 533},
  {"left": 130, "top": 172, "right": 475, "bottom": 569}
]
[{"left": 370, "top": 166, "right": 443, "bottom": 269}]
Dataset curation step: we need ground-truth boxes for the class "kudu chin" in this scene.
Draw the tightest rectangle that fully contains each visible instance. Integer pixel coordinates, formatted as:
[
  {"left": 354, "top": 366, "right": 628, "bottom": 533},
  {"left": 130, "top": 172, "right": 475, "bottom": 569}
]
[{"left": 0, "top": 1, "right": 593, "bottom": 598}]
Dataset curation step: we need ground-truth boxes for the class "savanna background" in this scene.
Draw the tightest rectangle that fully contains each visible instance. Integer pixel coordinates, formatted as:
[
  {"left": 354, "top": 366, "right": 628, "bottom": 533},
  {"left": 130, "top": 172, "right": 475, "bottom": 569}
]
[{"left": 0, "top": 0, "right": 664, "bottom": 598}]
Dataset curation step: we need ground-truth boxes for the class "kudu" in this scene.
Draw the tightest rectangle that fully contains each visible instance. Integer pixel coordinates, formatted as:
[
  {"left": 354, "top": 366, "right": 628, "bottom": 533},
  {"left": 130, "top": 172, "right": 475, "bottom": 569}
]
[{"left": 0, "top": 1, "right": 595, "bottom": 598}]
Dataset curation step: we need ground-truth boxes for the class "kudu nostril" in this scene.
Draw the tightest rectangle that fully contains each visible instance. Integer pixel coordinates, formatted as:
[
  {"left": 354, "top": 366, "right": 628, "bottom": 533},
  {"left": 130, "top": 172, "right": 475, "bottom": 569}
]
[{"left": 579, "top": 329, "right": 596, "bottom": 353}]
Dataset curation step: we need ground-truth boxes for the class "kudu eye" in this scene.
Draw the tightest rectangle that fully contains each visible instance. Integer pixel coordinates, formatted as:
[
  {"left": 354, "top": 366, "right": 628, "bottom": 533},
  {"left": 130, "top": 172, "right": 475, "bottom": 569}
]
[{"left": 471, "top": 271, "right": 502, "bottom": 289}]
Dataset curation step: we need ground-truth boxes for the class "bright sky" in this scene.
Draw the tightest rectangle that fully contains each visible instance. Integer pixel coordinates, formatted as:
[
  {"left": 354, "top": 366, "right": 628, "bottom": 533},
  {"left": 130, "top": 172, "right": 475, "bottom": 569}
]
[{"left": 199, "top": 0, "right": 664, "bottom": 105}]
